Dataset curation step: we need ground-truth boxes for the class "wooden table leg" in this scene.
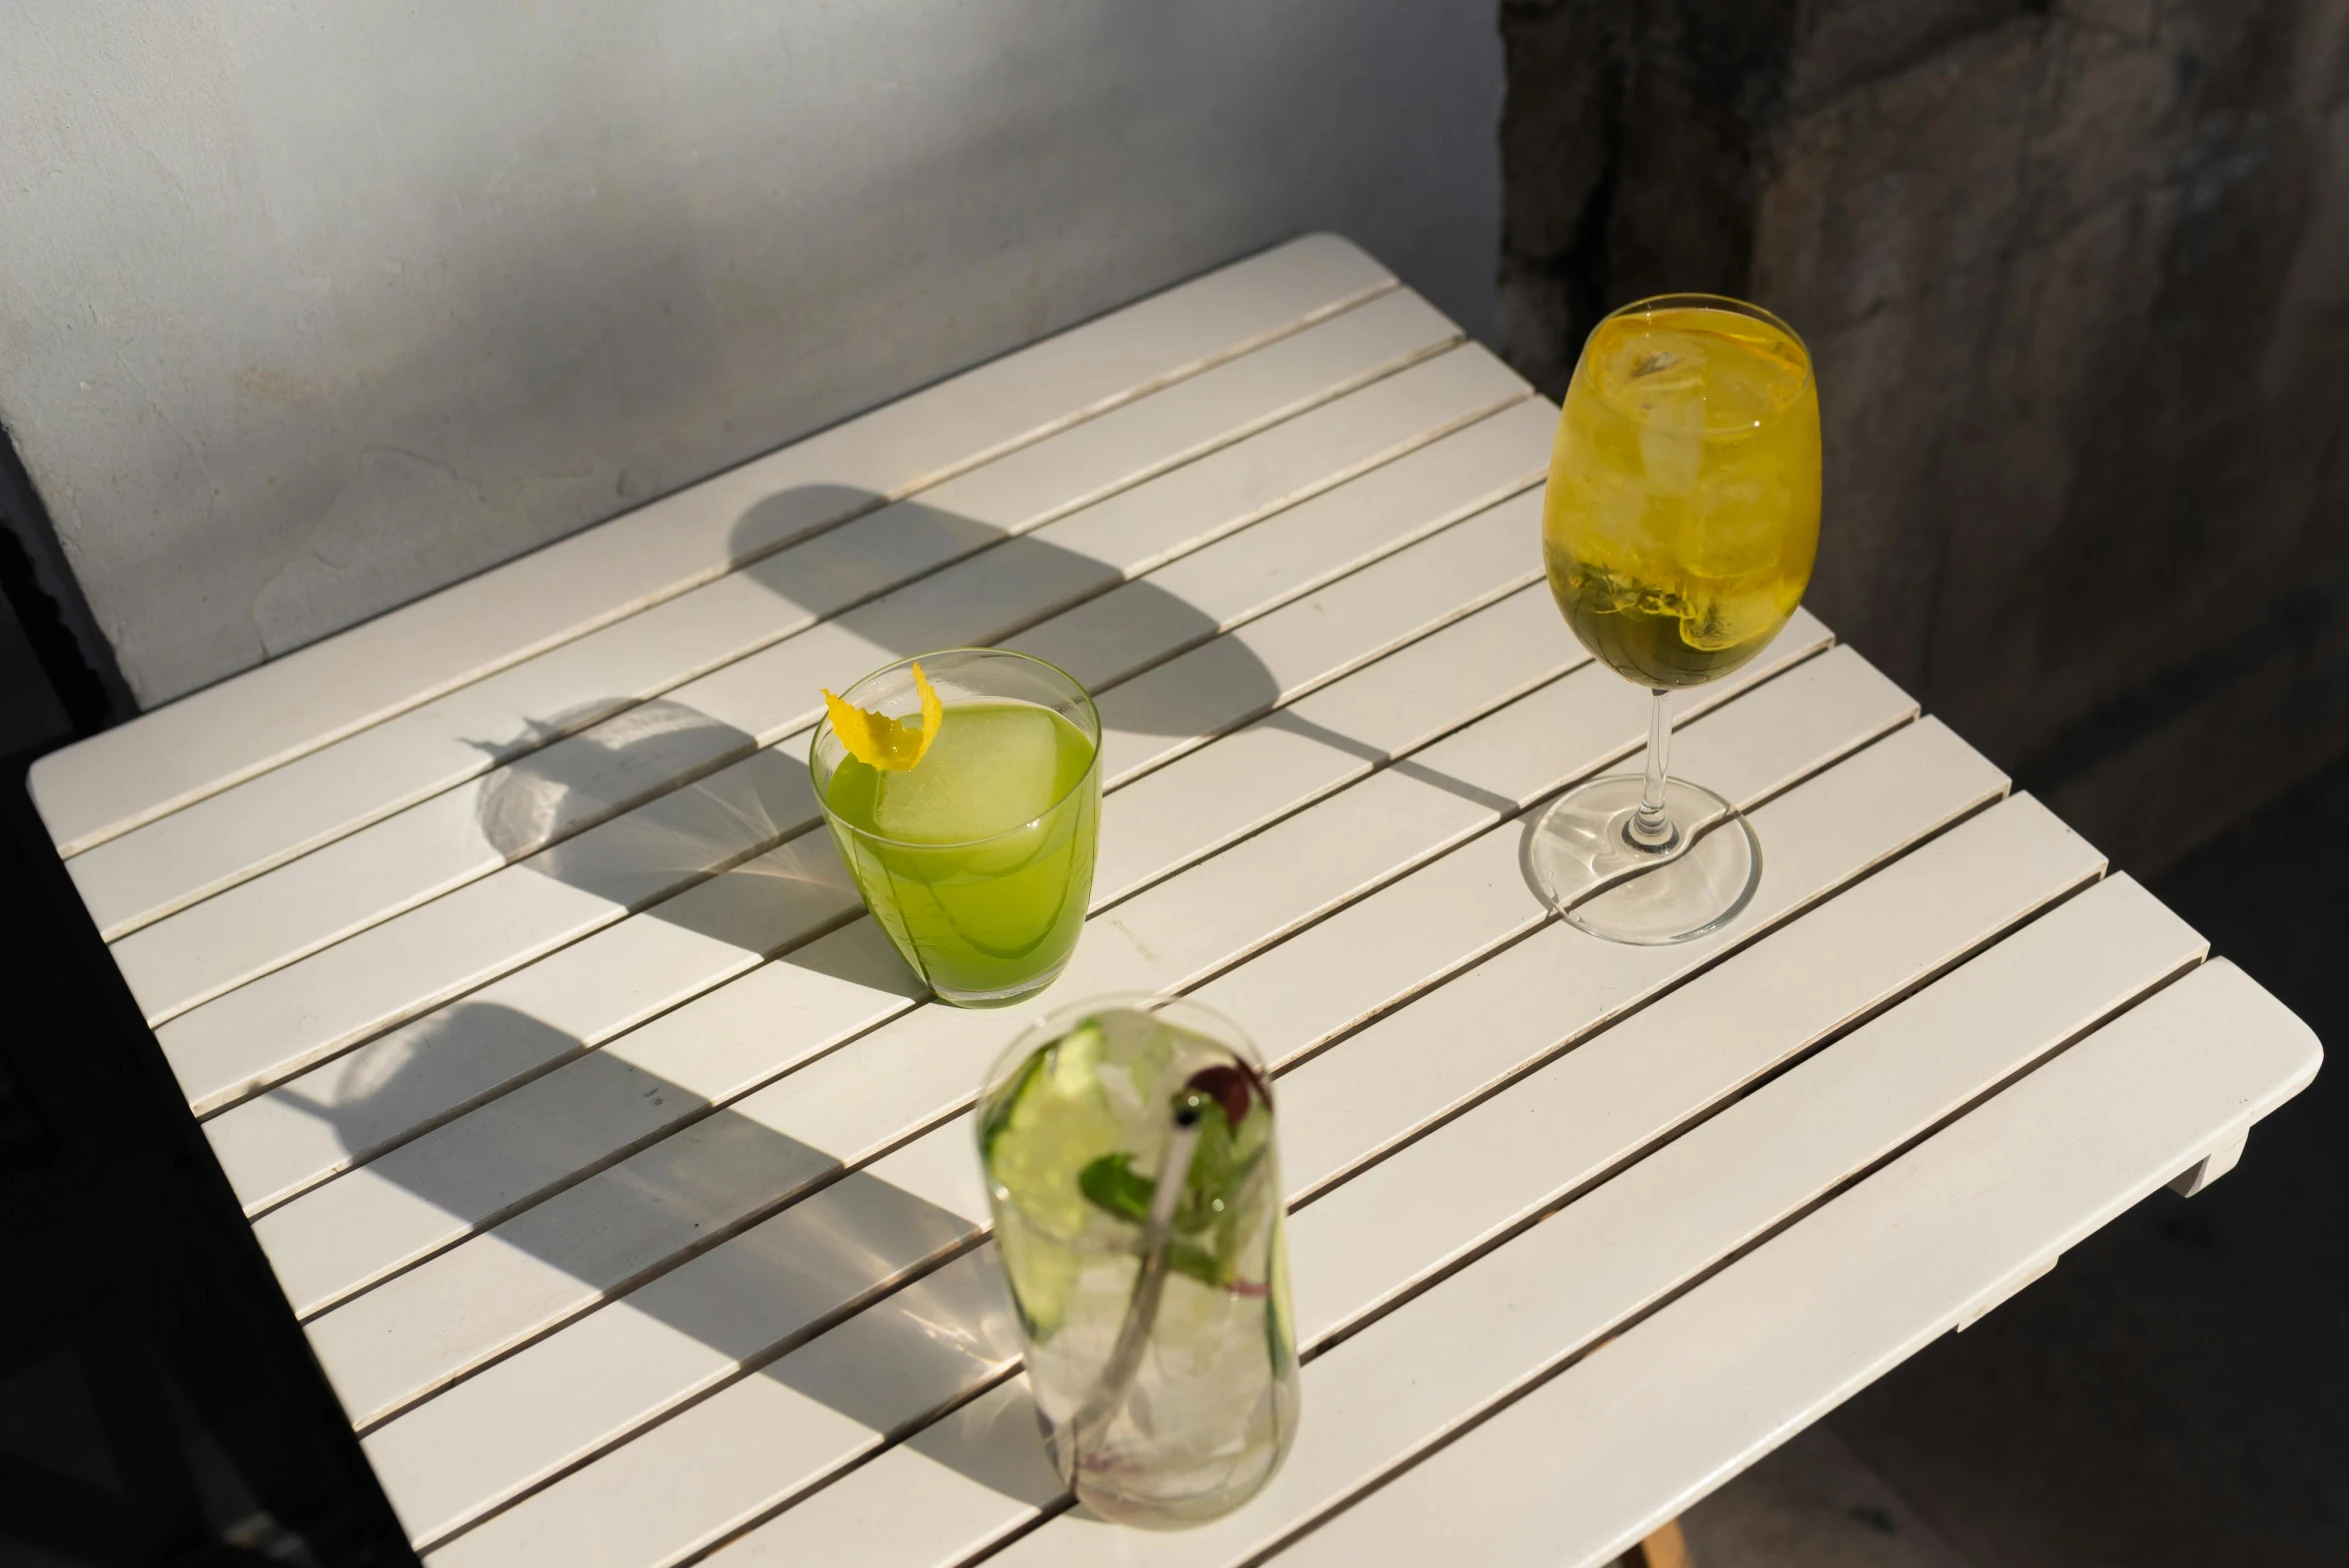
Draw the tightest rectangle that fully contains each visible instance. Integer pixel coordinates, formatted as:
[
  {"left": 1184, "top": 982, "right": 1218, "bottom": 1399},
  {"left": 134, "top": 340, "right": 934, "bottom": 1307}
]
[{"left": 1614, "top": 1518, "right": 1693, "bottom": 1568}]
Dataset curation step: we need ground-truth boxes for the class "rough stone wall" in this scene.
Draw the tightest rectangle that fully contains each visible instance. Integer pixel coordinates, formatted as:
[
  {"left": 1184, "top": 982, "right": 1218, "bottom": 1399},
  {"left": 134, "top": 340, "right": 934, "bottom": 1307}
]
[{"left": 1501, "top": 0, "right": 2349, "bottom": 875}]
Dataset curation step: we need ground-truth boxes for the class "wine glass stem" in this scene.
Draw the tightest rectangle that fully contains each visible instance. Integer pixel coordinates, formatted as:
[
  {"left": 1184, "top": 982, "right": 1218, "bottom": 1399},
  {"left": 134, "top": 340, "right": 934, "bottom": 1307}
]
[{"left": 1628, "top": 686, "right": 1676, "bottom": 851}]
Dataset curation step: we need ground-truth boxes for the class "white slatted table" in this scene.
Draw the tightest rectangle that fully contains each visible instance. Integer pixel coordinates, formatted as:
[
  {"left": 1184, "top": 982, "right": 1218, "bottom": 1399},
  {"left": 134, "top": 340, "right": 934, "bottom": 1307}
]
[{"left": 31, "top": 235, "right": 2321, "bottom": 1568}]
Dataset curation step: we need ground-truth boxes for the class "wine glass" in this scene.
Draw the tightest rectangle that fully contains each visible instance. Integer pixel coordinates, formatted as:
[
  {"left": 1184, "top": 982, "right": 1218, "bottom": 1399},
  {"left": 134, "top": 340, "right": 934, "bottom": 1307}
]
[{"left": 1527, "top": 294, "right": 1820, "bottom": 944}]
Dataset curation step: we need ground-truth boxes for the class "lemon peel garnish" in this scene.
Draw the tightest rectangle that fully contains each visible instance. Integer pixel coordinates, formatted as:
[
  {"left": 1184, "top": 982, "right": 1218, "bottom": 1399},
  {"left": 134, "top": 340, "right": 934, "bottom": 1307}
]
[{"left": 823, "top": 661, "right": 943, "bottom": 770}]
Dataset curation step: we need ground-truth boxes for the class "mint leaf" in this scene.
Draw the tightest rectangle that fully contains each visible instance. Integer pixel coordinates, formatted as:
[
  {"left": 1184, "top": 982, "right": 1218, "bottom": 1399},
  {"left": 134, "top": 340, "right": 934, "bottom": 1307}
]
[{"left": 1078, "top": 1151, "right": 1155, "bottom": 1225}]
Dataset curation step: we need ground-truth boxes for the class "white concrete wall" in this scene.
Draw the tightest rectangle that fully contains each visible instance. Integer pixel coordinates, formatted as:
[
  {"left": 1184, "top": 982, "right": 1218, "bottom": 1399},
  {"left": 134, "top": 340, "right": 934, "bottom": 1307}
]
[{"left": 0, "top": 2, "right": 1501, "bottom": 707}]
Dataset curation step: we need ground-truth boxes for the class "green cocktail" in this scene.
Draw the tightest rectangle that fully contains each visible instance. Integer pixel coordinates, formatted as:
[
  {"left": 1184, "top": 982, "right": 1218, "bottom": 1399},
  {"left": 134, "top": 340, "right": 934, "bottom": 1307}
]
[{"left": 812, "top": 649, "right": 1101, "bottom": 1006}]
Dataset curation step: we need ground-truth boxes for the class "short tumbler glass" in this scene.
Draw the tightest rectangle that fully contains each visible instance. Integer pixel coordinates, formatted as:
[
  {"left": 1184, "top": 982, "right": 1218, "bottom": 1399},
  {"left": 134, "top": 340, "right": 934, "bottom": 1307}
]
[{"left": 811, "top": 648, "right": 1100, "bottom": 1007}]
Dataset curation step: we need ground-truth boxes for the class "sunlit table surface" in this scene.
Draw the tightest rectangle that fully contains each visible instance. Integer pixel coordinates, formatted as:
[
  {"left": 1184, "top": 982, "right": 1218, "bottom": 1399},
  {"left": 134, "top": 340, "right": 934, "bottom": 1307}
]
[{"left": 33, "top": 235, "right": 2321, "bottom": 1567}]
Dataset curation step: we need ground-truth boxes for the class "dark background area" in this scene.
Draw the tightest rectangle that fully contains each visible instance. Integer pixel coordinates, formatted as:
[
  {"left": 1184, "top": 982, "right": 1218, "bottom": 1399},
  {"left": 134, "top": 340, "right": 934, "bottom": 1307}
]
[
  {"left": 1499, "top": 0, "right": 2349, "bottom": 880},
  {"left": 1677, "top": 760, "right": 2346, "bottom": 1567},
  {"left": 0, "top": 767, "right": 414, "bottom": 1568},
  {"left": 1826, "top": 758, "right": 2349, "bottom": 1565},
  {"left": 1496, "top": 4, "right": 2348, "bottom": 1559},
  {"left": 3, "top": 434, "right": 412, "bottom": 1564},
  {"left": 2, "top": 3, "right": 2343, "bottom": 1559}
]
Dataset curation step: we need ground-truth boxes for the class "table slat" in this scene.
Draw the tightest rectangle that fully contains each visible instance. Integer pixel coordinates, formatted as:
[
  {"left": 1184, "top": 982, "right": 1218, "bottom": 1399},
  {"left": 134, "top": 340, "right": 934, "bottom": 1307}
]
[
  {"left": 692, "top": 1376, "right": 1052, "bottom": 1568},
  {"left": 73, "top": 286, "right": 1456, "bottom": 946},
  {"left": 33, "top": 234, "right": 1392, "bottom": 857},
  {"left": 1283, "top": 833, "right": 2126, "bottom": 1355},
  {"left": 1271, "top": 959, "right": 2320, "bottom": 1568}
]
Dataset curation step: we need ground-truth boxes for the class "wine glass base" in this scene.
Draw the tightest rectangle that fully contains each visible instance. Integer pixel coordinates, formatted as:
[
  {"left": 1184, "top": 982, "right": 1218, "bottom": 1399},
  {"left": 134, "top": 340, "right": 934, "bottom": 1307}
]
[{"left": 1527, "top": 774, "right": 1761, "bottom": 945}]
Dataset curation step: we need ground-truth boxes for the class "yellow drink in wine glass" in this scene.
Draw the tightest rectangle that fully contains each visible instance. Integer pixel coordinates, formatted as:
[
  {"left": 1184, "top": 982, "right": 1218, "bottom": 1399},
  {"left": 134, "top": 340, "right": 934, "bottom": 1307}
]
[
  {"left": 1542, "top": 301, "right": 1820, "bottom": 689},
  {"left": 1527, "top": 294, "right": 1819, "bottom": 946}
]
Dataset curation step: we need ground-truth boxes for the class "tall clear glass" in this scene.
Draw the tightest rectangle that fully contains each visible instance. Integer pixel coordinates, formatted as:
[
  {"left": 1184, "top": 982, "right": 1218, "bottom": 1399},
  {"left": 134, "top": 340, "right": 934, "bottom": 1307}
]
[
  {"left": 811, "top": 648, "right": 1100, "bottom": 1006},
  {"left": 1530, "top": 294, "right": 1821, "bottom": 943},
  {"left": 976, "top": 995, "right": 1299, "bottom": 1527}
]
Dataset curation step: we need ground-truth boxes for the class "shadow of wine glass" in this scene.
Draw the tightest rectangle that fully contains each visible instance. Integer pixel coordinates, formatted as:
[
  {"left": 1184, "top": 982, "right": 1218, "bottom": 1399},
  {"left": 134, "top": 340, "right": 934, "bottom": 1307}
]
[{"left": 468, "top": 483, "right": 1289, "bottom": 932}]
